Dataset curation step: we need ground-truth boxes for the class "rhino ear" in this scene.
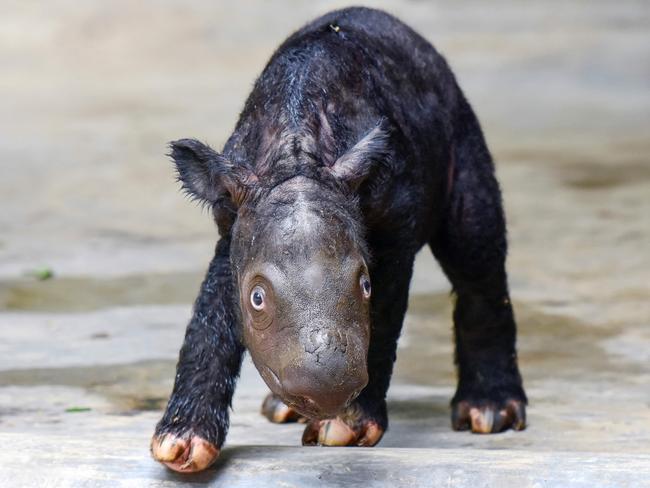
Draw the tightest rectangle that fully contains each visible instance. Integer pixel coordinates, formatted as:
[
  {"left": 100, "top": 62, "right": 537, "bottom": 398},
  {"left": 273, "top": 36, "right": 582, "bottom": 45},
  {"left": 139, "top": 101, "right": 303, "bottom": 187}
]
[
  {"left": 170, "top": 139, "right": 254, "bottom": 206},
  {"left": 328, "top": 119, "right": 391, "bottom": 190}
]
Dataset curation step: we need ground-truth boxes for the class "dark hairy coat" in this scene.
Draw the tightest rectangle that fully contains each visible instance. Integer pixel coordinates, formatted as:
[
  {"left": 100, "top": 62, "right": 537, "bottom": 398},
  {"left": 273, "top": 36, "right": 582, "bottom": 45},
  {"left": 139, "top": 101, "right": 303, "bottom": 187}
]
[{"left": 153, "top": 7, "right": 526, "bottom": 470}]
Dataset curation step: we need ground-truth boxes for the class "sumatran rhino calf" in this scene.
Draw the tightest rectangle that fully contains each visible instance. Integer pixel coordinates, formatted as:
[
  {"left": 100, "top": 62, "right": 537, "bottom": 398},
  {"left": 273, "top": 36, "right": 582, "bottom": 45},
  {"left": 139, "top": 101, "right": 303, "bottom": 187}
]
[{"left": 151, "top": 7, "right": 527, "bottom": 472}]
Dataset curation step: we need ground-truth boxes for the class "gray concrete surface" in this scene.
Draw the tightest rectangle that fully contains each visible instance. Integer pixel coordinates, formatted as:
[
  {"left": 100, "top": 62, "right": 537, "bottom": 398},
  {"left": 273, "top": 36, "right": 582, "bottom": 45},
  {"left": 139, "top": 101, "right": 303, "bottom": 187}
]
[{"left": 1, "top": 1, "right": 649, "bottom": 486}]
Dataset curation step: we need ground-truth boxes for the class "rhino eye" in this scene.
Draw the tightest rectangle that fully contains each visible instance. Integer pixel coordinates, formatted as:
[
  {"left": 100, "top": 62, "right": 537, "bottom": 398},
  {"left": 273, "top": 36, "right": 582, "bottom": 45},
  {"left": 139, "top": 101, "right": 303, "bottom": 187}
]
[
  {"left": 360, "top": 275, "right": 371, "bottom": 299},
  {"left": 250, "top": 285, "right": 266, "bottom": 310}
]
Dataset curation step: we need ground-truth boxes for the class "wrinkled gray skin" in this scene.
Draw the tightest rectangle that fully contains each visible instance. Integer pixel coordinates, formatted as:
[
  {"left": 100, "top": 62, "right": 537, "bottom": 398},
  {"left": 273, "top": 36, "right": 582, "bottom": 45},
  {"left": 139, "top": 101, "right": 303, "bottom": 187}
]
[{"left": 231, "top": 177, "right": 371, "bottom": 418}]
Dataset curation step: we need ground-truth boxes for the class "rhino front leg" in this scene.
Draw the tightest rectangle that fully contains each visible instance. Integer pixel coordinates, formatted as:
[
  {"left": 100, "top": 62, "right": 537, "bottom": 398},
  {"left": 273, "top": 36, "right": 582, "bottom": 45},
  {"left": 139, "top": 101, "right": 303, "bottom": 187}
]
[{"left": 151, "top": 237, "right": 244, "bottom": 473}]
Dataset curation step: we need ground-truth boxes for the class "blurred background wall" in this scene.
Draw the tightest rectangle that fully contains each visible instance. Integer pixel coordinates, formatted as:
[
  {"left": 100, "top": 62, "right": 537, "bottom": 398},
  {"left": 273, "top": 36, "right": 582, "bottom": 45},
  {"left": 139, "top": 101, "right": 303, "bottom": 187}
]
[{"left": 1, "top": 1, "right": 647, "bottom": 297}]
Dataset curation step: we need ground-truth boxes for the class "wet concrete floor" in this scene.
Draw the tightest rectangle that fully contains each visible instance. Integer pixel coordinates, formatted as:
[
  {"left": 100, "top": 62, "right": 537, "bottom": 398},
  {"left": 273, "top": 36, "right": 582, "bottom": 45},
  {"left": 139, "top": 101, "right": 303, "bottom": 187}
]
[{"left": 1, "top": 1, "right": 649, "bottom": 486}]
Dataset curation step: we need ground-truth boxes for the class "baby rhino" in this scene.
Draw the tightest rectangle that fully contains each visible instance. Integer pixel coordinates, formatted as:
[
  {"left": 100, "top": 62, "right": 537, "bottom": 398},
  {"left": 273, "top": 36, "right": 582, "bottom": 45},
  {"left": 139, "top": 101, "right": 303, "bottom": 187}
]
[{"left": 151, "top": 7, "right": 527, "bottom": 472}]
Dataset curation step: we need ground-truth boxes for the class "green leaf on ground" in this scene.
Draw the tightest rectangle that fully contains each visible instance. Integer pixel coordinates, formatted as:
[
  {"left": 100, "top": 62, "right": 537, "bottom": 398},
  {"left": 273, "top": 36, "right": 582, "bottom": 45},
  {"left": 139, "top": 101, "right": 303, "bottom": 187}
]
[
  {"left": 25, "top": 267, "right": 55, "bottom": 280},
  {"left": 65, "top": 407, "right": 92, "bottom": 413}
]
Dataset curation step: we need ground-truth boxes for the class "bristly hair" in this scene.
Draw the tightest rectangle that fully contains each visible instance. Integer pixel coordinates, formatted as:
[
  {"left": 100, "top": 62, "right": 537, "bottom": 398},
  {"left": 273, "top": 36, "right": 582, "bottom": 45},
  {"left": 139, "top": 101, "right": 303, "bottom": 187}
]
[
  {"left": 169, "top": 138, "right": 257, "bottom": 209},
  {"left": 170, "top": 150, "right": 213, "bottom": 212}
]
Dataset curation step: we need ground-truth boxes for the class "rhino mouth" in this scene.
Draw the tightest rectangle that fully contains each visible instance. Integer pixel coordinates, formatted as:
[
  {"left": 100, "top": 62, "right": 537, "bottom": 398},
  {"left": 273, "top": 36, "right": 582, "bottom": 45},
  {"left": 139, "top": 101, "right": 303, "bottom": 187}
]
[{"left": 260, "top": 365, "right": 356, "bottom": 419}]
